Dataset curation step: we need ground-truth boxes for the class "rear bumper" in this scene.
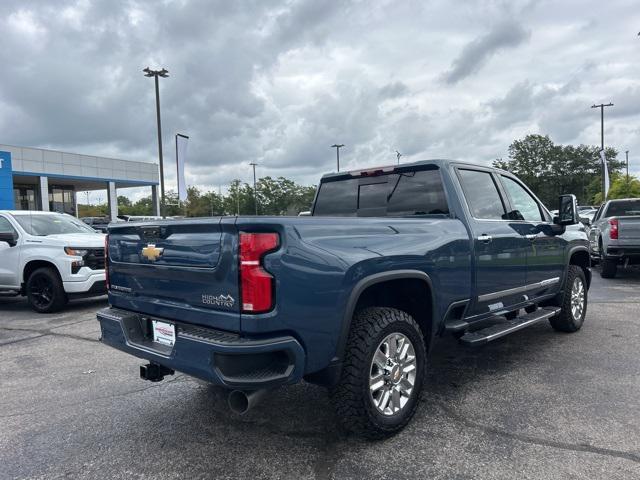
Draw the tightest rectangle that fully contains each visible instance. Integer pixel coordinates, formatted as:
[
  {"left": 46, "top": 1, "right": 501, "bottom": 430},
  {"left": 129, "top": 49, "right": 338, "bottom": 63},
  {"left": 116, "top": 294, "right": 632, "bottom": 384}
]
[
  {"left": 605, "top": 246, "right": 640, "bottom": 262},
  {"left": 96, "top": 307, "right": 305, "bottom": 389}
]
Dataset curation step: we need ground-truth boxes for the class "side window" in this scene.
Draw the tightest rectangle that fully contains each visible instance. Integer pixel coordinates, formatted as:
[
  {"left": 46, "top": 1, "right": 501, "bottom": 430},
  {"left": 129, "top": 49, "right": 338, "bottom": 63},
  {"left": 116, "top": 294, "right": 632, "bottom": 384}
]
[
  {"left": 593, "top": 205, "right": 603, "bottom": 221},
  {"left": 0, "top": 216, "right": 17, "bottom": 235},
  {"left": 457, "top": 169, "right": 506, "bottom": 220},
  {"left": 500, "top": 176, "right": 543, "bottom": 222}
]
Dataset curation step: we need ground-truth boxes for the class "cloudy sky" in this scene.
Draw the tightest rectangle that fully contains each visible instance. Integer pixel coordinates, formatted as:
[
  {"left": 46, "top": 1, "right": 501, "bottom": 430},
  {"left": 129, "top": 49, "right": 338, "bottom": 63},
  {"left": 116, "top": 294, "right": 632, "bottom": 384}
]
[{"left": 1, "top": 0, "right": 639, "bottom": 201}]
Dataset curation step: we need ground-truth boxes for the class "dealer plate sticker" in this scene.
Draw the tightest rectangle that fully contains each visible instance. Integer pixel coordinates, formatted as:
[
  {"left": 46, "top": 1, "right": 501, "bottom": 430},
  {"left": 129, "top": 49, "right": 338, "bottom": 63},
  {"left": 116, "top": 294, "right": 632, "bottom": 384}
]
[{"left": 152, "top": 320, "right": 175, "bottom": 346}]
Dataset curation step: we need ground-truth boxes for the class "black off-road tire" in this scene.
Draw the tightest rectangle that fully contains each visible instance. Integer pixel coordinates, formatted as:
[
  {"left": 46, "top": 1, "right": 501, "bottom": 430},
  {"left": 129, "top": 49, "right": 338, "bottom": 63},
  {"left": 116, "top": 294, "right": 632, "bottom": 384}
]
[
  {"left": 600, "top": 258, "right": 617, "bottom": 279},
  {"left": 26, "top": 267, "right": 68, "bottom": 313},
  {"left": 330, "top": 307, "right": 426, "bottom": 439},
  {"left": 549, "top": 265, "right": 587, "bottom": 333}
]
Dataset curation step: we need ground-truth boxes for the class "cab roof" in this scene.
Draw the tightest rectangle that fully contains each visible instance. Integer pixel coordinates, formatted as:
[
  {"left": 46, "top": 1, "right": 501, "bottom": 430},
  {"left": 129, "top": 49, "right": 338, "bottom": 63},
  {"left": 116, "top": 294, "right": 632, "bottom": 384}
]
[{"left": 320, "top": 158, "right": 509, "bottom": 181}]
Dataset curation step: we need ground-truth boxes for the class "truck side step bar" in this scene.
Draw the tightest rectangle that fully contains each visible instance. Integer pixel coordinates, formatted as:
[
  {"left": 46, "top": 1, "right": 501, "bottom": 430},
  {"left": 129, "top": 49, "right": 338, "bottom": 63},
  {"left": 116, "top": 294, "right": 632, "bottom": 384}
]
[{"left": 459, "top": 306, "right": 561, "bottom": 346}]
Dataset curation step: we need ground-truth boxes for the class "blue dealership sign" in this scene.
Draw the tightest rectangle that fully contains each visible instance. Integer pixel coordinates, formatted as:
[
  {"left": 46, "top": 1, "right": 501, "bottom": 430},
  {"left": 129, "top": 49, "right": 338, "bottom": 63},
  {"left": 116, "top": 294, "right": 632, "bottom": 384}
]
[{"left": 0, "top": 151, "right": 14, "bottom": 209}]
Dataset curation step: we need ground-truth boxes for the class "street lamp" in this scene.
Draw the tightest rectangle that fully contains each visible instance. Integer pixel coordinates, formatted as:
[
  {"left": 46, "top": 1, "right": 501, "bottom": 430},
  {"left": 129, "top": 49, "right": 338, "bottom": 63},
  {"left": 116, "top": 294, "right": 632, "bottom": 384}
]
[
  {"left": 249, "top": 162, "right": 258, "bottom": 215},
  {"left": 331, "top": 144, "right": 345, "bottom": 172},
  {"left": 590, "top": 102, "right": 614, "bottom": 199},
  {"left": 143, "top": 67, "right": 169, "bottom": 216}
]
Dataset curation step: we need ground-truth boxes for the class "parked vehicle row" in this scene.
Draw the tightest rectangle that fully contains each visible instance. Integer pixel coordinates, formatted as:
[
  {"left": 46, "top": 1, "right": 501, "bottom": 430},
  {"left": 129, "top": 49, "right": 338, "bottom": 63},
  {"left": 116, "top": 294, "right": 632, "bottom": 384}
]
[{"left": 97, "top": 159, "right": 589, "bottom": 438}]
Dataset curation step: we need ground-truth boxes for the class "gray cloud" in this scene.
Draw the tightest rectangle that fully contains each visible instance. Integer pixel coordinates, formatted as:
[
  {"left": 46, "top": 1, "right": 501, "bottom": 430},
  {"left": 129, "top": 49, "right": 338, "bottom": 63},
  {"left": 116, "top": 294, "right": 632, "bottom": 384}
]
[
  {"left": 442, "top": 21, "right": 530, "bottom": 85},
  {"left": 1, "top": 0, "right": 639, "bottom": 201}
]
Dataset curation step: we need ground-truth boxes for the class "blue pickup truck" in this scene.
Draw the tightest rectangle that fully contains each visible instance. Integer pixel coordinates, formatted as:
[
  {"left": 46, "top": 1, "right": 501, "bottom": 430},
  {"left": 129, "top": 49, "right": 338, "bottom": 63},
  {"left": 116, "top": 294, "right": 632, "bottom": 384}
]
[{"left": 97, "top": 159, "right": 590, "bottom": 438}]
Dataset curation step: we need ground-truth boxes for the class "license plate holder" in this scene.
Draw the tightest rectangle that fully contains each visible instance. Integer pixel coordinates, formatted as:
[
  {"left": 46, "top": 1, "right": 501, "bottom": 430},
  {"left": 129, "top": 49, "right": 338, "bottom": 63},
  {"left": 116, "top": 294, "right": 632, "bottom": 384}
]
[{"left": 151, "top": 320, "right": 175, "bottom": 347}]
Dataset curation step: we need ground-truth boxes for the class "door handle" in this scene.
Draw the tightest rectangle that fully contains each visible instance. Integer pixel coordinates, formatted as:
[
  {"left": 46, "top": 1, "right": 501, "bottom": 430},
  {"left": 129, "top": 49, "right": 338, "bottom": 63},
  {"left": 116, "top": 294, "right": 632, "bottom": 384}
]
[
  {"left": 477, "top": 234, "right": 492, "bottom": 243},
  {"left": 525, "top": 234, "right": 537, "bottom": 240}
]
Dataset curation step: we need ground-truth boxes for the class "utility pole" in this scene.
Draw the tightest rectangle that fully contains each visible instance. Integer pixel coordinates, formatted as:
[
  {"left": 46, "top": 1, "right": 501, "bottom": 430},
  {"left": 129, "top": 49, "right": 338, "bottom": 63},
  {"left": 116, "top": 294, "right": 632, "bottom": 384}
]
[
  {"left": 143, "top": 67, "right": 169, "bottom": 216},
  {"left": 331, "top": 144, "right": 345, "bottom": 172},
  {"left": 395, "top": 150, "right": 402, "bottom": 165},
  {"left": 591, "top": 102, "right": 614, "bottom": 199},
  {"left": 625, "top": 150, "right": 629, "bottom": 182},
  {"left": 249, "top": 162, "right": 258, "bottom": 215}
]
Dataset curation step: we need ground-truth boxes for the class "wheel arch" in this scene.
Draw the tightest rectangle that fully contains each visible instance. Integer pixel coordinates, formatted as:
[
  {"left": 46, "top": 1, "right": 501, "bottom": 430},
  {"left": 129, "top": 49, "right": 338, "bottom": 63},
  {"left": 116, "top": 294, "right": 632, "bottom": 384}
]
[
  {"left": 22, "top": 260, "right": 62, "bottom": 291},
  {"left": 567, "top": 246, "right": 591, "bottom": 289},
  {"left": 336, "top": 270, "right": 436, "bottom": 363}
]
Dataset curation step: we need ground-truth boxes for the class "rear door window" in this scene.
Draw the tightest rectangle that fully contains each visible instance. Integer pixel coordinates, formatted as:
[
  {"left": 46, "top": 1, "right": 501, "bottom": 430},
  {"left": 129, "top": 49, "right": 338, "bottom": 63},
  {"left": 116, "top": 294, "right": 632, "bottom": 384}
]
[{"left": 457, "top": 169, "right": 506, "bottom": 220}]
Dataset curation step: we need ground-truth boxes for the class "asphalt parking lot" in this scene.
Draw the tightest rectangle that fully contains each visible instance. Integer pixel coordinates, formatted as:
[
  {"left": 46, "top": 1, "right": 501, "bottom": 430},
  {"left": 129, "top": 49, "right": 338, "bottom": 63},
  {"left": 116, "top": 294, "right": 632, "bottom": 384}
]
[{"left": 1, "top": 270, "right": 639, "bottom": 480}]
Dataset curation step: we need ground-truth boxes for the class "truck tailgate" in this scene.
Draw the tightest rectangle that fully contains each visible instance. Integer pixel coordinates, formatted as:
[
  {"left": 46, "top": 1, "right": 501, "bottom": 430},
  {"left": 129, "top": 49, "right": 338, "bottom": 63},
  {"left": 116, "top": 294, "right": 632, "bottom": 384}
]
[
  {"left": 619, "top": 216, "right": 640, "bottom": 241},
  {"left": 106, "top": 218, "right": 241, "bottom": 332}
]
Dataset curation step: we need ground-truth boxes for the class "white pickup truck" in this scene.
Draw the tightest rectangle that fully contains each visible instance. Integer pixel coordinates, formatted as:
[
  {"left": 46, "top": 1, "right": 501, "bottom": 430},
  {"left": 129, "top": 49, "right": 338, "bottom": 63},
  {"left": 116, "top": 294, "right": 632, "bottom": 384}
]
[{"left": 0, "top": 211, "right": 106, "bottom": 312}]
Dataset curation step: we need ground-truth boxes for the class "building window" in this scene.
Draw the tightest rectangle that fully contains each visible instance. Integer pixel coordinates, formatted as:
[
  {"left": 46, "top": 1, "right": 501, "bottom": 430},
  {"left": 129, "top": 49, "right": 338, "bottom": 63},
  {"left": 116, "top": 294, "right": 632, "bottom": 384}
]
[
  {"left": 13, "top": 185, "right": 38, "bottom": 211},
  {"left": 49, "top": 186, "right": 76, "bottom": 215}
]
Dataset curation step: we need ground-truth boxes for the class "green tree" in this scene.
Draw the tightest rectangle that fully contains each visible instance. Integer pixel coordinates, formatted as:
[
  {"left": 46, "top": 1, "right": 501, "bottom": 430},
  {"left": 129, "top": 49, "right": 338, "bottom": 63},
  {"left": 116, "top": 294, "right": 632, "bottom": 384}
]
[
  {"left": 113, "top": 176, "right": 318, "bottom": 218},
  {"left": 599, "top": 173, "right": 640, "bottom": 201},
  {"left": 494, "top": 134, "right": 624, "bottom": 207}
]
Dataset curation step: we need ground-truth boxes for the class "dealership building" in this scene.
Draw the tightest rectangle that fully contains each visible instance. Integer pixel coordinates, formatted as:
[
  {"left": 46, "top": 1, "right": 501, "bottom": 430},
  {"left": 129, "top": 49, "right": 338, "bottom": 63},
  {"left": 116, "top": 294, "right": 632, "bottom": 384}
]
[{"left": 0, "top": 144, "right": 160, "bottom": 219}]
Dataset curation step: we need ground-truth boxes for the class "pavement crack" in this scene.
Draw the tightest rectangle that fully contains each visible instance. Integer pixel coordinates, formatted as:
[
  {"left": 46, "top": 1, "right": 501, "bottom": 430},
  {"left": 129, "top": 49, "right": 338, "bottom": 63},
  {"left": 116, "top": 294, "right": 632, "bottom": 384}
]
[
  {"left": 0, "top": 374, "right": 188, "bottom": 419},
  {"left": 0, "top": 326, "right": 98, "bottom": 344},
  {"left": 437, "top": 402, "right": 640, "bottom": 464},
  {"left": 0, "top": 333, "right": 47, "bottom": 346}
]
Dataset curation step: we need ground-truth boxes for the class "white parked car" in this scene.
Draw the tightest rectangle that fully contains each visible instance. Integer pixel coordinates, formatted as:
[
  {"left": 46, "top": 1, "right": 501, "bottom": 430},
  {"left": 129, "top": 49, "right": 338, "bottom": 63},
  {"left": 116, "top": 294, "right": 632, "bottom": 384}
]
[{"left": 0, "top": 211, "right": 106, "bottom": 313}]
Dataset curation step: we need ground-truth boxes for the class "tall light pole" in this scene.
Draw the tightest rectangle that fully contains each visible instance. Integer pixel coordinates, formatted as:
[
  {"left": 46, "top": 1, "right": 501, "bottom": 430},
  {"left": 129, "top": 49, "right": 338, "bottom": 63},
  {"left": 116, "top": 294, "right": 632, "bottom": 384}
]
[
  {"left": 331, "top": 144, "right": 345, "bottom": 172},
  {"left": 249, "top": 162, "right": 258, "bottom": 215},
  {"left": 591, "top": 102, "right": 614, "bottom": 199},
  {"left": 395, "top": 150, "right": 402, "bottom": 165},
  {"left": 143, "top": 67, "right": 169, "bottom": 216},
  {"left": 625, "top": 150, "right": 629, "bottom": 182}
]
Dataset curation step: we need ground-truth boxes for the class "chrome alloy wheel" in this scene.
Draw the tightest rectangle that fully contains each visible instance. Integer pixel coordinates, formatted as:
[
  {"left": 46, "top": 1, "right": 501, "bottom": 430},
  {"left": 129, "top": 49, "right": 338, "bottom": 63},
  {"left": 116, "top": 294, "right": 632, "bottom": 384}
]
[
  {"left": 570, "top": 276, "right": 585, "bottom": 321},
  {"left": 369, "top": 333, "right": 417, "bottom": 416}
]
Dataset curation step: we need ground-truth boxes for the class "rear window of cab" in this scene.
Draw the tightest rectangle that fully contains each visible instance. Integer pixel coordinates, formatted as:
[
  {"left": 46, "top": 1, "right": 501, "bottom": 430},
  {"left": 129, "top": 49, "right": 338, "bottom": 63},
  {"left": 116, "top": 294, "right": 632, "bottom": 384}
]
[{"left": 313, "top": 168, "right": 449, "bottom": 217}]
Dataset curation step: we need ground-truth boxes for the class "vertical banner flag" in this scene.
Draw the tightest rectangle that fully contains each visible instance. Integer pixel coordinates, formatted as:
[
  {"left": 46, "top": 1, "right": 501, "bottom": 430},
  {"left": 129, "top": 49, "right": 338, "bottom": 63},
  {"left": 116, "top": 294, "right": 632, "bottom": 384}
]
[
  {"left": 600, "top": 149, "right": 609, "bottom": 199},
  {"left": 176, "top": 134, "right": 189, "bottom": 202}
]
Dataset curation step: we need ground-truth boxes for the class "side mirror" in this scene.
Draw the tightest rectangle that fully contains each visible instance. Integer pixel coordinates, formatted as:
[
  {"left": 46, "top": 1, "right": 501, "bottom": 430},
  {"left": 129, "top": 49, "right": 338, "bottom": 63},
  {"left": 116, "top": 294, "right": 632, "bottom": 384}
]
[
  {"left": 579, "top": 216, "right": 591, "bottom": 227},
  {"left": 555, "top": 194, "right": 578, "bottom": 225},
  {"left": 0, "top": 231, "right": 18, "bottom": 247}
]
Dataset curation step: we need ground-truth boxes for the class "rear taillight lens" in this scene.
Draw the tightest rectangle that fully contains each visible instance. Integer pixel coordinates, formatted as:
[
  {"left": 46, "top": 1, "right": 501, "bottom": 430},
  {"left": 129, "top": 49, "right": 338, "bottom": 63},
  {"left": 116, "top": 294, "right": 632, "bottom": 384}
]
[
  {"left": 104, "top": 234, "right": 110, "bottom": 290},
  {"left": 609, "top": 218, "right": 619, "bottom": 239},
  {"left": 239, "top": 232, "right": 279, "bottom": 313}
]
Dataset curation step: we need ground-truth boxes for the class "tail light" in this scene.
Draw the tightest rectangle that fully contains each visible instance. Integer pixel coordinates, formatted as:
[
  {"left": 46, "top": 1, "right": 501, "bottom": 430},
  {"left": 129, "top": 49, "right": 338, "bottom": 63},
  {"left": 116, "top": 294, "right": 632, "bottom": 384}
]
[
  {"left": 609, "top": 218, "right": 619, "bottom": 239},
  {"left": 239, "top": 232, "right": 279, "bottom": 313},
  {"left": 104, "top": 234, "right": 110, "bottom": 290}
]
